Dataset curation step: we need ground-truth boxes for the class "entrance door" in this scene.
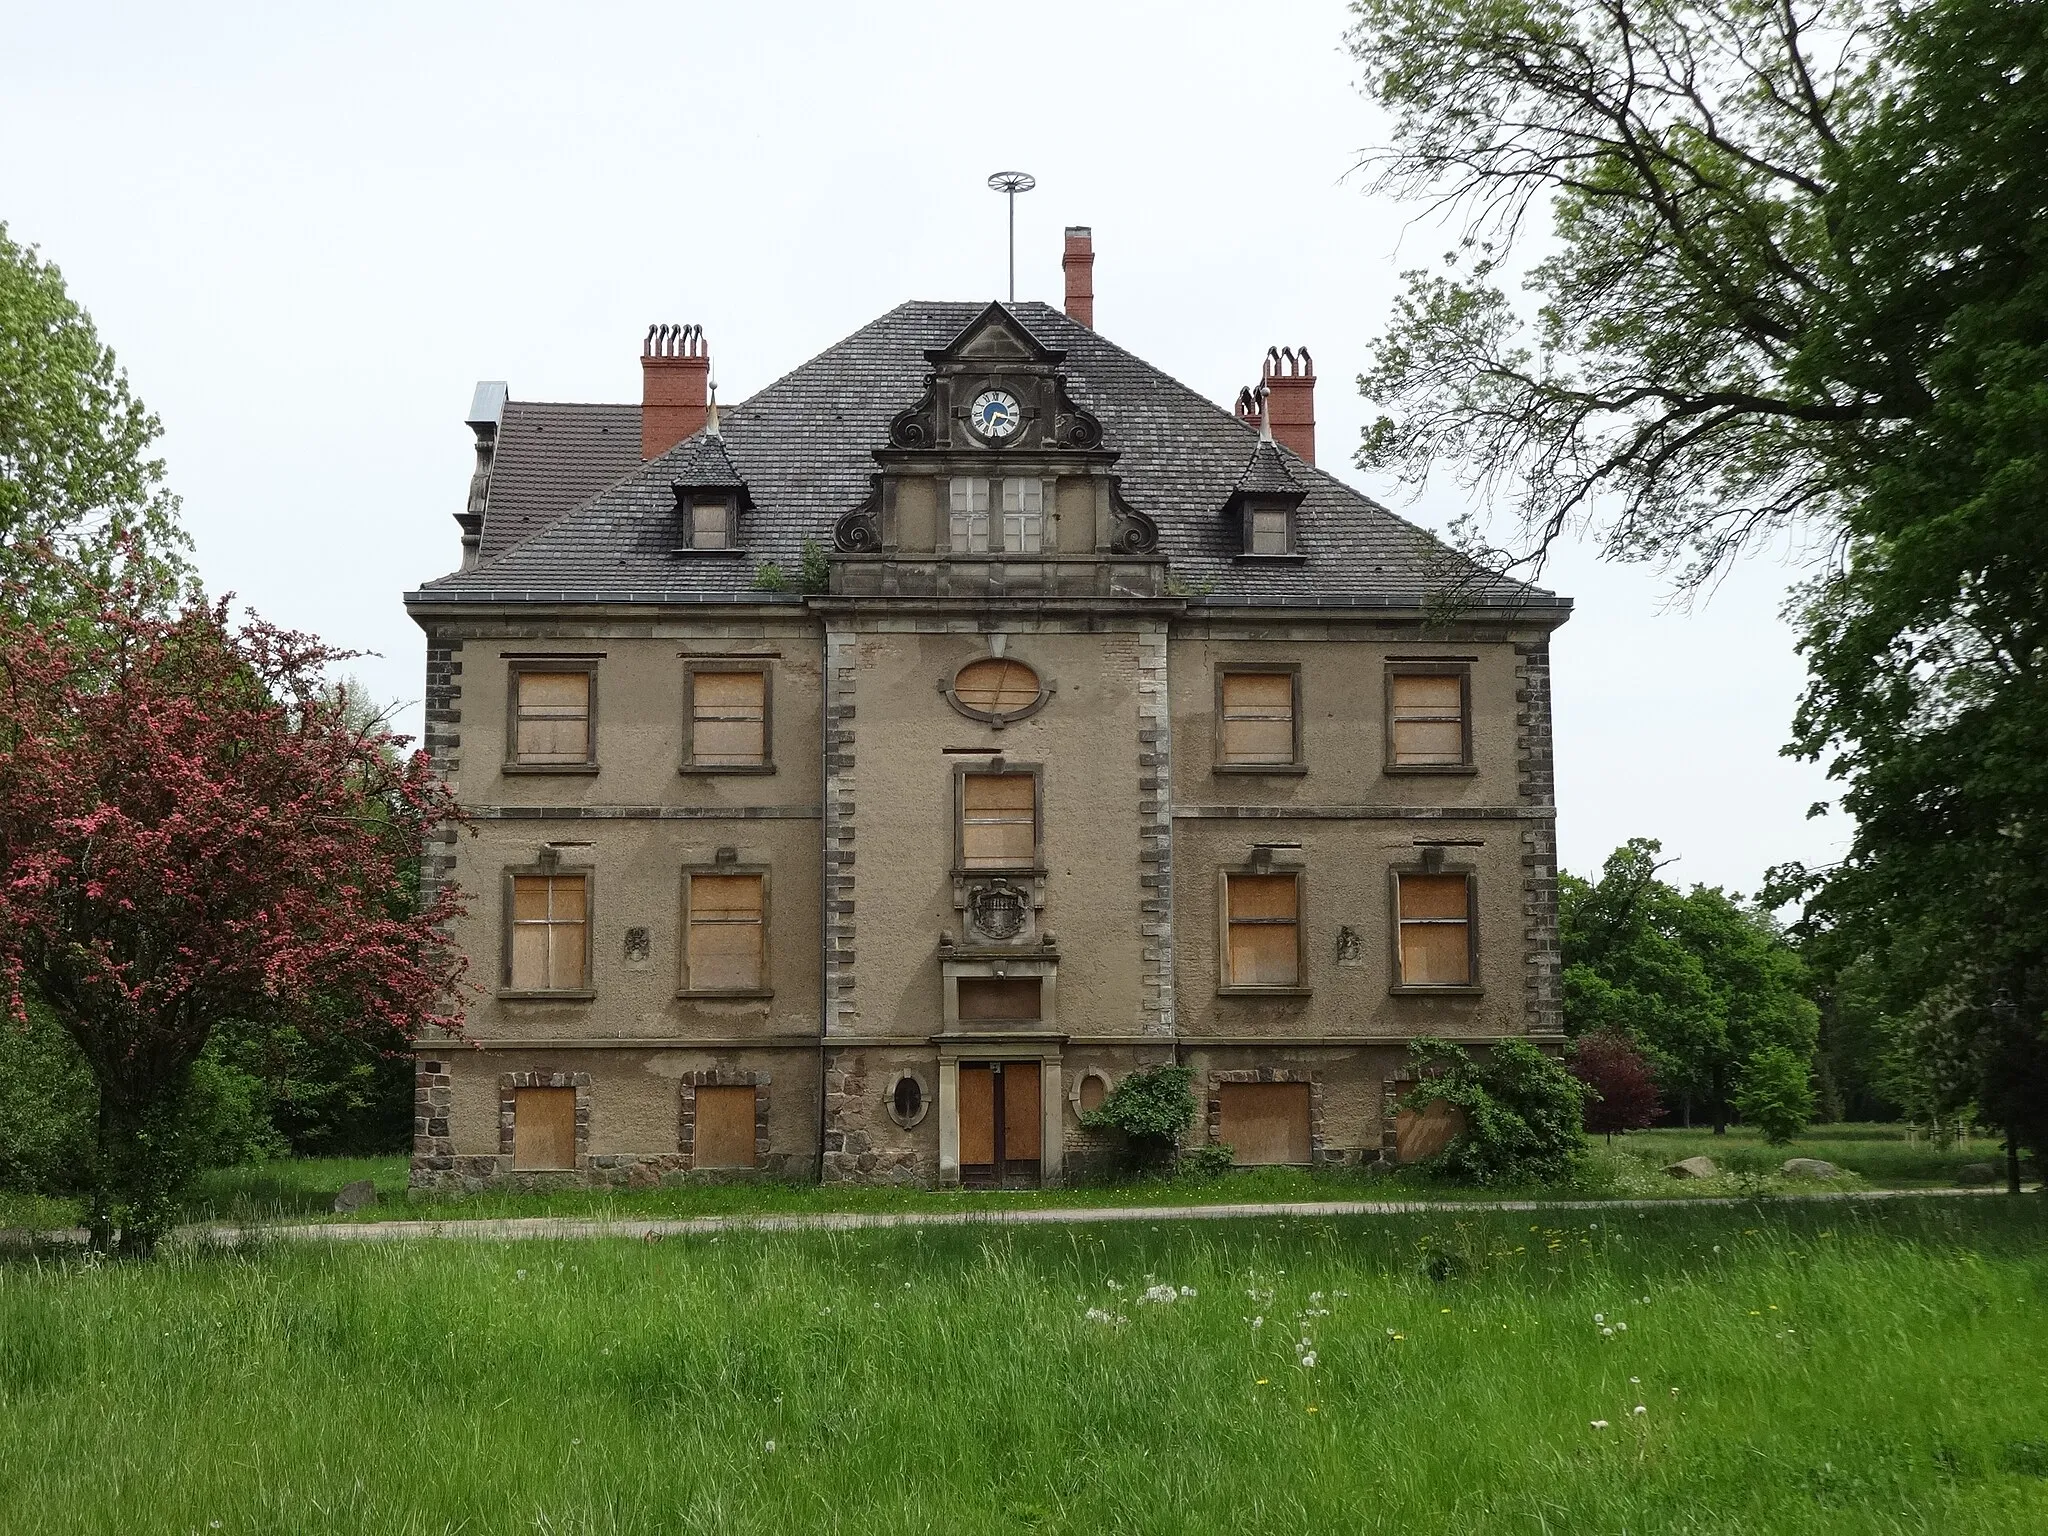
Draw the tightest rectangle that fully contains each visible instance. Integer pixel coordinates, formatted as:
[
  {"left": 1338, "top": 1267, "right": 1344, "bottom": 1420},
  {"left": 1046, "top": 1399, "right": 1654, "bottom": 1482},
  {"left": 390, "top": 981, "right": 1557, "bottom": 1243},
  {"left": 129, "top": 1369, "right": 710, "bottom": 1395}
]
[{"left": 957, "top": 1060, "right": 1042, "bottom": 1189}]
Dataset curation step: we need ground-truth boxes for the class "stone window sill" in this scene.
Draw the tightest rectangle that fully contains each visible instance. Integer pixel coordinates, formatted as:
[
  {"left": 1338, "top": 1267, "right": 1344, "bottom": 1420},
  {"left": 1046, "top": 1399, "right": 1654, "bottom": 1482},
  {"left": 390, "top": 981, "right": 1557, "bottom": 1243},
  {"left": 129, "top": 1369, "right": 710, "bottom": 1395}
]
[
  {"left": 679, "top": 763, "right": 778, "bottom": 776},
  {"left": 1389, "top": 984, "right": 1485, "bottom": 997},
  {"left": 1216, "top": 985, "right": 1313, "bottom": 999},
  {"left": 1384, "top": 763, "right": 1478, "bottom": 776},
  {"left": 497, "top": 989, "right": 598, "bottom": 1002},
  {"left": 1213, "top": 763, "right": 1308, "bottom": 776},
  {"left": 503, "top": 762, "right": 600, "bottom": 776},
  {"left": 676, "top": 989, "right": 775, "bottom": 1001}
]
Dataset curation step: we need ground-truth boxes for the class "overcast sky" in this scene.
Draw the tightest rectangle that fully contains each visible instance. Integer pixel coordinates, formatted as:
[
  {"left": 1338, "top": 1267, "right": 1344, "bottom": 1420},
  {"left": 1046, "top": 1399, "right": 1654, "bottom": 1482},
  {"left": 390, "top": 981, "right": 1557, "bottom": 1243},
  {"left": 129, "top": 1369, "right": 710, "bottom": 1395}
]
[{"left": 2, "top": 0, "right": 1846, "bottom": 898}]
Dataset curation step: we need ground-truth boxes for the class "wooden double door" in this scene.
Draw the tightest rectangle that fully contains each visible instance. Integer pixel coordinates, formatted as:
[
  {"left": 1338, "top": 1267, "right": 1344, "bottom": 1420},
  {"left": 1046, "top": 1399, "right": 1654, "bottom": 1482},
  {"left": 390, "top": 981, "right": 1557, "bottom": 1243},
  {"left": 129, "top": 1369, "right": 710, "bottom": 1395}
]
[{"left": 958, "top": 1060, "right": 1041, "bottom": 1189}]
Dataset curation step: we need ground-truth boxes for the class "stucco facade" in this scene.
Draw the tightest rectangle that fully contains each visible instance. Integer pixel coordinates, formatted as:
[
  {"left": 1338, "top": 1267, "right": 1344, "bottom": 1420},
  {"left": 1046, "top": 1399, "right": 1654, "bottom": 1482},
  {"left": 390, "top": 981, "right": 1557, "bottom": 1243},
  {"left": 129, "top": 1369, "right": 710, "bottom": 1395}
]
[{"left": 406, "top": 283, "right": 1568, "bottom": 1191}]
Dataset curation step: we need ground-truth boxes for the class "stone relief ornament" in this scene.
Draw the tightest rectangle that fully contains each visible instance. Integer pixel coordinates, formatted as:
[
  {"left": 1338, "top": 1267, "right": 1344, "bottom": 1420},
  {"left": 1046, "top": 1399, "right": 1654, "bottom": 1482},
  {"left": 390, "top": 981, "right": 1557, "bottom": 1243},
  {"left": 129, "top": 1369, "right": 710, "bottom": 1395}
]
[{"left": 967, "top": 880, "right": 1029, "bottom": 943}]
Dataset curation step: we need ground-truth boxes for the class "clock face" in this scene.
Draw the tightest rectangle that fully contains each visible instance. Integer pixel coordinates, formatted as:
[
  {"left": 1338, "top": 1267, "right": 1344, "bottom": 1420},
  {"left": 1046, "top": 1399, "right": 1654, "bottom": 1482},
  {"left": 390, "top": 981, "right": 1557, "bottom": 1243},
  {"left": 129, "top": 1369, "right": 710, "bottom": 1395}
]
[{"left": 970, "top": 389, "right": 1022, "bottom": 439}]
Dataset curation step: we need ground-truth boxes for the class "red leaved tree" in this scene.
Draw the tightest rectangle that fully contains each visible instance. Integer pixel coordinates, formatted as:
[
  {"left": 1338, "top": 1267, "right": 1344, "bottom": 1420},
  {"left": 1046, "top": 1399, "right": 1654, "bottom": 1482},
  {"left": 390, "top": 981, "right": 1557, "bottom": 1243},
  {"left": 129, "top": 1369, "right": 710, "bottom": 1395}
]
[
  {"left": 1569, "top": 1030, "right": 1662, "bottom": 1143},
  {"left": 0, "top": 584, "right": 467, "bottom": 1252}
]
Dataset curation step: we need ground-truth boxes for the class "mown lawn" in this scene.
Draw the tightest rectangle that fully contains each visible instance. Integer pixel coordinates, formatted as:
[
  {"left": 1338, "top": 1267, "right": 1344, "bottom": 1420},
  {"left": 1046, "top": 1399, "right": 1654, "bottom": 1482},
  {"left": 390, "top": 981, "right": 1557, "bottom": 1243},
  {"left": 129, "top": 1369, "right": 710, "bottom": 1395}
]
[{"left": 1, "top": 1200, "right": 2044, "bottom": 1533}]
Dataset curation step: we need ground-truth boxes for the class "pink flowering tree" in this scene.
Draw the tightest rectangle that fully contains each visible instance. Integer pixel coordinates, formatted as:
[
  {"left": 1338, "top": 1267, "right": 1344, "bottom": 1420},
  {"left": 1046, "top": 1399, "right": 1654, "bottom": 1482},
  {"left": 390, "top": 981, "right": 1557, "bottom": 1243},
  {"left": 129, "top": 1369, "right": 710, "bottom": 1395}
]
[{"left": 0, "top": 585, "right": 467, "bottom": 1252}]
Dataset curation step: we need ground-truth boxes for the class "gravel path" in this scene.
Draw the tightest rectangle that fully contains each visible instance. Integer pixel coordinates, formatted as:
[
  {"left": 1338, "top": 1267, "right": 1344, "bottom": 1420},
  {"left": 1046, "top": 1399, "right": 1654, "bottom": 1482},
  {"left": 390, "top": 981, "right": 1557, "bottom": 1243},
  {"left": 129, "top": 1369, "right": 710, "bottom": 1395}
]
[{"left": 4, "top": 1185, "right": 2018, "bottom": 1250}]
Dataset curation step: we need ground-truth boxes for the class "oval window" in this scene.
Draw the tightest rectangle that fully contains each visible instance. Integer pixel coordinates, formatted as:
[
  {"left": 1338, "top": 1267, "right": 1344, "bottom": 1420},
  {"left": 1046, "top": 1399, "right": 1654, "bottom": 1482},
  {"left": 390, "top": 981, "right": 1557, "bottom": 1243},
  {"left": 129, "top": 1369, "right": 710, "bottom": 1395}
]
[
  {"left": 1078, "top": 1072, "right": 1109, "bottom": 1114},
  {"left": 892, "top": 1076, "right": 924, "bottom": 1121},
  {"left": 953, "top": 658, "right": 1042, "bottom": 717}
]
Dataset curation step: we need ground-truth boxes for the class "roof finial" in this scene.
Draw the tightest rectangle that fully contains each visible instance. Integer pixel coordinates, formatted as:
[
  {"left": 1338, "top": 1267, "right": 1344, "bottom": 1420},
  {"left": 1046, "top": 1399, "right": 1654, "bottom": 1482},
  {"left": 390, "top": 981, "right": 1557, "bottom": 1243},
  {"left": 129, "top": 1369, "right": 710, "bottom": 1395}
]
[
  {"left": 1256, "top": 382, "right": 1273, "bottom": 444},
  {"left": 705, "top": 376, "right": 722, "bottom": 439}
]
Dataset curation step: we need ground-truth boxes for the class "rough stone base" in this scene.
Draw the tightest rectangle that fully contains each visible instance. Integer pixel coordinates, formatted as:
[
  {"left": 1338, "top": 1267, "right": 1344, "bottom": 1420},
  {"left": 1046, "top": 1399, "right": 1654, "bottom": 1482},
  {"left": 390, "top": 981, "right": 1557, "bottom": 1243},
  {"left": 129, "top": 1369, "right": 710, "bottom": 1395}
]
[{"left": 409, "top": 1151, "right": 809, "bottom": 1195}]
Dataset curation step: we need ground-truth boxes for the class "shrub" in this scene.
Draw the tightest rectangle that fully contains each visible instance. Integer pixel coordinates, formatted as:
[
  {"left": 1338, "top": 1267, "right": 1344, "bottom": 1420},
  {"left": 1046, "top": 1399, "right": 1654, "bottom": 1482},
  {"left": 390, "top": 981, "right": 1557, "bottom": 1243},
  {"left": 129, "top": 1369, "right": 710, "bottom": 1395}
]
[
  {"left": 1568, "top": 1030, "right": 1661, "bottom": 1140},
  {"left": 1403, "top": 1036, "right": 1589, "bottom": 1186},
  {"left": 1734, "top": 1044, "right": 1817, "bottom": 1145},
  {"left": 751, "top": 562, "right": 788, "bottom": 592},
  {"left": 0, "top": 994, "right": 95, "bottom": 1193},
  {"left": 798, "top": 538, "right": 831, "bottom": 594},
  {"left": 1080, "top": 1064, "right": 1199, "bottom": 1173},
  {"left": 1177, "top": 1142, "right": 1234, "bottom": 1179}
]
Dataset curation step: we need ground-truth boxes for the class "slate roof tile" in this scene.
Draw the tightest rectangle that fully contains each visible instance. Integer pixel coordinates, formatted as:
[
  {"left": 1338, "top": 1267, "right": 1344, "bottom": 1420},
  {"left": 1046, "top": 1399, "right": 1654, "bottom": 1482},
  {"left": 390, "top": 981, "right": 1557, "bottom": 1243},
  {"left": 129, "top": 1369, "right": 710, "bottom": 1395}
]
[{"left": 415, "top": 302, "right": 1563, "bottom": 614}]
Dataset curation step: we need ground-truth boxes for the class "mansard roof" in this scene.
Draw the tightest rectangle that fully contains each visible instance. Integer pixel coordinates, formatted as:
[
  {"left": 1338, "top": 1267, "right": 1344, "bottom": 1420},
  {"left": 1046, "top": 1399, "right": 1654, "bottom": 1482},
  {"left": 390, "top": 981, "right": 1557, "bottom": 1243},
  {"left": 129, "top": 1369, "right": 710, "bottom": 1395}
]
[{"left": 412, "top": 301, "right": 1565, "bottom": 614}]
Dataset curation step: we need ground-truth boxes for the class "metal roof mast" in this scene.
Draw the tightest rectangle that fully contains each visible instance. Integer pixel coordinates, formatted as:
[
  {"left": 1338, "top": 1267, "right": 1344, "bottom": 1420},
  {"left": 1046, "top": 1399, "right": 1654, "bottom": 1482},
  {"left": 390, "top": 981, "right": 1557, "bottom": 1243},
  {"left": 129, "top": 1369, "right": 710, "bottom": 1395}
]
[{"left": 986, "top": 171, "right": 1036, "bottom": 303}]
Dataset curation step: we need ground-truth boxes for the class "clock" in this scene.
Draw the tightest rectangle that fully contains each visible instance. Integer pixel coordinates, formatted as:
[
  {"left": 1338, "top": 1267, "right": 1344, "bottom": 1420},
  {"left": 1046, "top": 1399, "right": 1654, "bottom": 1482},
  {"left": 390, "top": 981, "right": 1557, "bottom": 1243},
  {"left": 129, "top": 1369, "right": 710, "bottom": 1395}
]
[{"left": 969, "top": 389, "right": 1022, "bottom": 440}]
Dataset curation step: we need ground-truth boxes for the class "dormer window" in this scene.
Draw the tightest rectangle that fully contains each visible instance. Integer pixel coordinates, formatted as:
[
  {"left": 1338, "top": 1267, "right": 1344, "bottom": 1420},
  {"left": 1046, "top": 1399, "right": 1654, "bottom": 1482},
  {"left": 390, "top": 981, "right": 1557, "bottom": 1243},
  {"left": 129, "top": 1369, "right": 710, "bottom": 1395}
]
[
  {"left": 1246, "top": 504, "right": 1293, "bottom": 556},
  {"left": 688, "top": 495, "right": 735, "bottom": 550}
]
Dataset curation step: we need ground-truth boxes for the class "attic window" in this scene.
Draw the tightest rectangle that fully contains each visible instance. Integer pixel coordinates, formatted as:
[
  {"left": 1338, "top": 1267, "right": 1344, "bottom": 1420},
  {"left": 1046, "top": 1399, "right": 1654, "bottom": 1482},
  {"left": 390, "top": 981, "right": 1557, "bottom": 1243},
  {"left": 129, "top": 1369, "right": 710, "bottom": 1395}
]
[
  {"left": 1243, "top": 502, "right": 1295, "bottom": 557},
  {"left": 688, "top": 496, "right": 735, "bottom": 550}
]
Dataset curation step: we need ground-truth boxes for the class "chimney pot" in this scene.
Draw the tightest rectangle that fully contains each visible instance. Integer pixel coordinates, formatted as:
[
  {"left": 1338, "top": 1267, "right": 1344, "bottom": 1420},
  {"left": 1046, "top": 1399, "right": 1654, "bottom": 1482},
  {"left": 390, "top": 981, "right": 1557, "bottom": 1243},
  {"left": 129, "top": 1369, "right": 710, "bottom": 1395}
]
[
  {"left": 641, "top": 322, "right": 711, "bottom": 459},
  {"left": 1062, "top": 226, "right": 1095, "bottom": 330},
  {"left": 1260, "top": 345, "right": 1315, "bottom": 464}
]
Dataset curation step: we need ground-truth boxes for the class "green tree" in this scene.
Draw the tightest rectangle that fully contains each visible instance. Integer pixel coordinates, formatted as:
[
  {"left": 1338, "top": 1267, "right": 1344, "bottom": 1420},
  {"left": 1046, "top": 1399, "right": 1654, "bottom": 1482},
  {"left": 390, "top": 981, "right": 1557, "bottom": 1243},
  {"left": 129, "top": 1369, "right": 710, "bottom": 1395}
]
[
  {"left": 1403, "top": 1036, "right": 1589, "bottom": 1185},
  {"left": 1733, "top": 1044, "right": 1818, "bottom": 1144},
  {"left": 0, "top": 224, "right": 188, "bottom": 621},
  {"left": 1563, "top": 840, "right": 1818, "bottom": 1130}
]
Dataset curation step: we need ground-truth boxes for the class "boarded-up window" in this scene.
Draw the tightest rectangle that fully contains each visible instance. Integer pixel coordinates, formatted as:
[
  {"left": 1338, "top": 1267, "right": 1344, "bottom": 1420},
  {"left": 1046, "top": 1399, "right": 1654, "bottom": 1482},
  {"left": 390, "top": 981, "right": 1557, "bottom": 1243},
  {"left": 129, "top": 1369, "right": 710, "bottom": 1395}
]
[
  {"left": 1389, "top": 672, "right": 1467, "bottom": 767},
  {"left": 693, "top": 1084, "right": 758, "bottom": 1168},
  {"left": 689, "top": 670, "right": 767, "bottom": 768},
  {"left": 510, "top": 874, "right": 588, "bottom": 990},
  {"left": 1077, "top": 1073, "right": 1108, "bottom": 1114},
  {"left": 961, "top": 772, "right": 1036, "bottom": 870},
  {"left": 1396, "top": 1097, "right": 1466, "bottom": 1162},
  {"left": 513, "top": 1086, "right": 577, "bottom": 1170},
  {"left": 953, "top": 658, "right": 1041, "bottom": 717},
  {"left": 1219, "top": 1082, "right": 1312, "bottom": 1165},
  {"left": 1249, "top": 507, "right": 1291, "bottom": 555},
  {"left": 1224, "top": 873, "right": 1300, "bottom": 988},
  {"left": 957, "top": 977, "right": 1042, "bottom": 1022},
  {"left": 1219, "top": 672, "right": 1296, "bottom": 766},
  {"left": 1397, "top": 872, "right": 1474, "bottom": 986},
  {"left": 685, "top": 873, "right": 765, "bottom": 992},
  {"left": 513, "top": 671, "right": 591, "bottom": 765},
  {"left": 690, "top": 498, "right": 733, "bottom": 550}
]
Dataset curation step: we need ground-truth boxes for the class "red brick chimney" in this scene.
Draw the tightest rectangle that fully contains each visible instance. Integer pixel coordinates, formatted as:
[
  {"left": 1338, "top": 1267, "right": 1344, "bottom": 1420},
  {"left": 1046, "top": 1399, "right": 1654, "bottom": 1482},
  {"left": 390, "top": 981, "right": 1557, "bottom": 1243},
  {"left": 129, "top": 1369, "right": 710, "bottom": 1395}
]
[
  {"left": 641, "top": 323, "right": 710, "bottom": 459},
  {"left": 1261, "top": 346, "right": 1315, "bottom": 464},
  {"left": 1062, "top": 227, "right": 1095, "bottom": 329}
]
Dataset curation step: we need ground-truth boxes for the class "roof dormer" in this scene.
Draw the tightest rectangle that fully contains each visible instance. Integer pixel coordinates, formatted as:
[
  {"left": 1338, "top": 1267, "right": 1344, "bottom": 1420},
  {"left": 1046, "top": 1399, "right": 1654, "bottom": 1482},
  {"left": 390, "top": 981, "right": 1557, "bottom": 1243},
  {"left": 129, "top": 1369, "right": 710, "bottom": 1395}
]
[{"left": 668, "top": 405, "right": 752, "bottom": 556}]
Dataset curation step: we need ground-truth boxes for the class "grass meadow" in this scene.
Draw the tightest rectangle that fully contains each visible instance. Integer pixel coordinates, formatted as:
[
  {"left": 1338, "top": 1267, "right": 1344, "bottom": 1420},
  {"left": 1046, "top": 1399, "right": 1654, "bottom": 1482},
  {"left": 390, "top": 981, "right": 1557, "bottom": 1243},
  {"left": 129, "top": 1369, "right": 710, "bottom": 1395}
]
[
  {"left": 0, "top": 1121, "right": 2014, "bottom": 1237},
  {"left": 2, "top": 1198, "right": 2045, "bottom": 1533}
]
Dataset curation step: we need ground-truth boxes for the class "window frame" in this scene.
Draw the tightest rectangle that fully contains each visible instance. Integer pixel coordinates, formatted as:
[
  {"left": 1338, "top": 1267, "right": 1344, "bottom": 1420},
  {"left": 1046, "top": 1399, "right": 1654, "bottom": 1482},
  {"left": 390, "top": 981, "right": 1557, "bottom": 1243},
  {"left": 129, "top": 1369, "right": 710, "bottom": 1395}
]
[
  {"left": 504, "top": 660, "right": 600, "bottom": 775},
  {"left": 998, "top": 477, "right": 1047, "bottom": 554},
  {"left": 948, "top": 476, "right": 992, "bottom": 554},
  {"left": 1212, "top": 663, "right": 1306, "bottom": 776},
  {"left": 1387, "top": 863, "right": 1483, "bottom": 995},
  {"left": 1216, "top": 866, "right": 1311, "bottom": 998},
  {"left": 676, "top": 492, "right": 743, "bottom": 555},
  {"left": 680, "top": 660, "right": 776, "bottom": 776},
  {"left": 951, "top": 759, "right": 1044, "bottom": 876},
  {"left": 1383, "top": 661, "right": 1476, "bottom": 775},
  {"left": 1236, "top": 499, "right": 1305, "bottom": 562},
  {"left": 498, "top": 863, "right": 597, "bottom": 1000},
  {"left": 942, "top": 654, "right": 1054, "bottom": 728},
  {"left": 677, "top": 864, "right": 774, "bottom": 999}
]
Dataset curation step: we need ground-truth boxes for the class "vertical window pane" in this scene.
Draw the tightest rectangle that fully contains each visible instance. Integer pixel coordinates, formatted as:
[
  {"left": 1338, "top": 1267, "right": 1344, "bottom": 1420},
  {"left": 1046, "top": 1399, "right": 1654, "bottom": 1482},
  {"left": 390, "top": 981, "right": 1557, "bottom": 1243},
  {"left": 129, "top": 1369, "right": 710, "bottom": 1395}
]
[
  {"left": 1220, "top": 672, "right": 1296, "bottom": 765},
  {"left": 514, "top": 672, "right": 590, "bottom": 765},
  {"left": 1397, "top": 872, "right": 1472, "bottom": 986},
  {"left": 687, "top": 873, "right": 764, "bottom": 991},
  {"left": 1224, "top": 873, "right": 1299, "bottom": 987},
  {"left": 691, "top": 670, "right": 767, "bottom": 767},
  {"left": 1391, "top": 672, "right": 1467, "bottom": 766},
  {"left": 961, "top": 772, "right": 1036, "bottom": 868},
  {"left": 950, "top": 478, "right": 991, "bottom": 553}
]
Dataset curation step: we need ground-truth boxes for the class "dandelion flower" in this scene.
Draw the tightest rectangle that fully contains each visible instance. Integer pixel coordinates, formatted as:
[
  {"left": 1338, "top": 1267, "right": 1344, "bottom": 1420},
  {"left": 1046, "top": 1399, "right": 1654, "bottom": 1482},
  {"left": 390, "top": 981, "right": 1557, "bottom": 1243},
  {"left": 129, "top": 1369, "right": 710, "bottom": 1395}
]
[
  {"left": 1307, "top": 1404, "right": 1319, "bottom": 1413},
  {"left": 765, "top": 1440, "right": 776, "bottom": 1452},
  {"left": 1633, "top": 1405, "right": 1647, "bottom": 1416},
  {"left": 1590, "top": 1420, "right": 1609, "bottom": 1431},
  {"left": 1593, "top": 1313, "right": 1605, "bottom": 1323},
  {"left": 1616, "top": 1321, "right": 1628, "bottom": 1332},
  {"left": 1629, "top": 1377, "right": 1640, "bottom": 1385},
  {"left": 1601, "top": 1327, "right": 1614, "bottom": 1337},
  {"left": 1256, "top": 1378, "right": 1269, "bottom": 1385},
  {"left": 1299, "top": 1352, "right": 1318, "bottom": 1369}
]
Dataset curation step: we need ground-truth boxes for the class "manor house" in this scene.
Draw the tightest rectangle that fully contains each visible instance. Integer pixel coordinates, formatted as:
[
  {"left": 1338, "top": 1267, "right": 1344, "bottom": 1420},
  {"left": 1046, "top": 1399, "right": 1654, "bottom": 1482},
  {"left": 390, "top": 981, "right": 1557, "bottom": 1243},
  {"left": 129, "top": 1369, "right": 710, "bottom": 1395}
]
[{"left": 404, "top": 229, "right": 1570, "bottom": 1189}]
